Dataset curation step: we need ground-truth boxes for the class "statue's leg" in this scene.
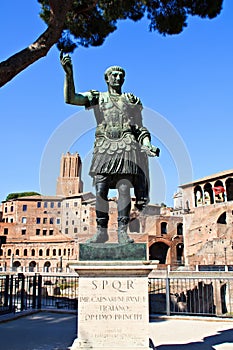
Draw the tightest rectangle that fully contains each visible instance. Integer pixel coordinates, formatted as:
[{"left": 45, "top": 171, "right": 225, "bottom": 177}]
[
  {"left": 117, "top": 179, "right": 134, "bottom": 244},
  {"left": 86, "top": 178, "right": 109, "bottom": 243},
  {"left": 134, "top": 173, "right": 149, "bottom": 211}
]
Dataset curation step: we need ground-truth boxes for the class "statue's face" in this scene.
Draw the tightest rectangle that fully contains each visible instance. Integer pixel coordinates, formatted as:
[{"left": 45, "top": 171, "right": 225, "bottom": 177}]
[{"left": 107, "top": 70, "right": 124, "bottom": 88}]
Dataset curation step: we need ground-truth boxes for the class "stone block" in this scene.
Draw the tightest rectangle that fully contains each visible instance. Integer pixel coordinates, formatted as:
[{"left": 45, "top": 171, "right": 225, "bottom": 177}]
[{"left": 79, "top": 243, "right": 147, "bottom": 261}]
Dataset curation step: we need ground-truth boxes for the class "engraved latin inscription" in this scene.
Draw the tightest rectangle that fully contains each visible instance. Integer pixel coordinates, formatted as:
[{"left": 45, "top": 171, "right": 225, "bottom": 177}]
[
  {"left": 79, "top": 278, "right": 146, "bottom": 325},
  {"left": 78, "top": 276, "right": 149, "bottom": 346},
  {"left": 91, "top": 279, "right": 134, "bottom": 292}
]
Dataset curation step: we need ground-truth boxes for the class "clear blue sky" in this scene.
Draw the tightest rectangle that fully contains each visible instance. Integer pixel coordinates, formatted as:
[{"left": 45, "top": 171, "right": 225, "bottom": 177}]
[{"left": 0, "top": 0, "right": 232, "bottom": 206}]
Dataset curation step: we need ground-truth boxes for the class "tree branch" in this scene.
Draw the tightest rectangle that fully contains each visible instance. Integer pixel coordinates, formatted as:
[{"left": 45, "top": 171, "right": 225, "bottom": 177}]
[{"left": 0, "top": 0, "right": 73, "bottom": 88}]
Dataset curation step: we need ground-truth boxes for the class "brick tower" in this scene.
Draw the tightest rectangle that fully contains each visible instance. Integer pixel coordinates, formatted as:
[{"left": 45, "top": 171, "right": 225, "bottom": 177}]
[{"left": 56, "top": 152, "right": 83, "bottom": 196}]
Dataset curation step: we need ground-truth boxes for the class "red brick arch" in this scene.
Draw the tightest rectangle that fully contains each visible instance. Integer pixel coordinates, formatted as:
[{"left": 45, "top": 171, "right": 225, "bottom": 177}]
[{"left": 149, "top": 240, "right": 170, "bottom": 264}]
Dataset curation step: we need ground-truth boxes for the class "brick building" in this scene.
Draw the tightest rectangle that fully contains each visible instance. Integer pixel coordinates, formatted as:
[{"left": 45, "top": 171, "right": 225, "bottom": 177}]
[
  {"left": 147, "top": 209, "right": 184, "bottom": 265},
  {"left": 177, "top": 169, "right": 233, "bottom": 266},
  {"left": 56, "top": 152, "right": 83, "bottom": 196},
  {"left": 0, "top": 195, "right": 78, "bottom": 272},
  {"left": 0, "top": 152, "right": 184, "bottom": 271}
]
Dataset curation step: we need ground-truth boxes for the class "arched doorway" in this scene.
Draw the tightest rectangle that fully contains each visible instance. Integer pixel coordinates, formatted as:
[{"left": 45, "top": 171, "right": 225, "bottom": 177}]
[
  {"left": 44, "top": 261, "right": 51, "bottom": 272},
  {"left": 13, "top": 261, "right": 21, "bottom": 272},
  {"left": 29, "top": 261, "right": 36, "bottom": 272},
  {"left": 149, "top": 242, "right": 169, "bottom": 264}
]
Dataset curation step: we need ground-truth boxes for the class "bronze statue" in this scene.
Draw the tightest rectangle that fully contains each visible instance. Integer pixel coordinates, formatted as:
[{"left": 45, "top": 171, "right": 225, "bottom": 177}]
[{"left": 60, "top": 52, "right": 160, "bottom": 244}]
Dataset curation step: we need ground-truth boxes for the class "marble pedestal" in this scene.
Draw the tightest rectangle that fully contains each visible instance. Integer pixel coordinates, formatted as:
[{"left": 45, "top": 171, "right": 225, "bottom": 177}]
[{"left": 69, "top": 261, "right": 157, "bottom": 350}]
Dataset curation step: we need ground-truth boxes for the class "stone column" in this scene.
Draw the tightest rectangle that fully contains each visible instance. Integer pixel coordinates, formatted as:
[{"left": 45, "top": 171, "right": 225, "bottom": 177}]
[{"left": 213, "top": 279, "right": 222, "bottom": 316}]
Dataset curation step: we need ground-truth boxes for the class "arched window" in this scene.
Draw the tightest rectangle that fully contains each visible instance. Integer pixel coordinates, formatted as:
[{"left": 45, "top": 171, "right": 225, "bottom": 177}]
[
  {"left": 213, "top": 180, "right": 225, "bottom": 203},
  {"left": 176, "top": 243, "right": 184, "bottom": 264},
  {"left": 39, "top": 249, "right": 43, "bottom": 257},
  {"left": 58, "top": 249, "right": 61, "bottom": 256},
  {"left": 24, "top": 249, "right": 27, "bottom": 256},
  {"left": 204, "top": 183, "right": 214, "bottom": 205},
  {"left": 194, "top": 185, "right": 203, "bottom": 207},
  {"left": 177, "top": 223, "right": 183, "bottom": 235},
  {"left": 46, "top": 248, "right": 50, "bottom": 256},
  {"left": 44, "top": 261, "right": 51, "bottom": 268},
  {"left": 15, "top": 249, "right": 20, "bottom": 256},
  {"left": 161, "top": 222, "right": 167, "bottom": 234},
  {"left": 53, "top": 249, "right": 56, "bottom": 256},
  {"left": 7, "top": 249, "right": 11, "bottom": 256},
  {"left": 31, "top": 249, "right": 35, "bottom": 256}
]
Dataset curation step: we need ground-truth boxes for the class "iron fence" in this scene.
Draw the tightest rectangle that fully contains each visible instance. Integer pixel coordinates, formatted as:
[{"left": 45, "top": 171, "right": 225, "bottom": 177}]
[
  {"left": 41, "top": 274, "right": 78, "bottom": 310},
  {"left": 149, "top": 275, "right": 233, "bottom": 317},
  {"left": 1, "top": 273, "right": 233, "bottom": 318},
  {"left": 0, "top": 274, "right": 78, "bottom": 315}
]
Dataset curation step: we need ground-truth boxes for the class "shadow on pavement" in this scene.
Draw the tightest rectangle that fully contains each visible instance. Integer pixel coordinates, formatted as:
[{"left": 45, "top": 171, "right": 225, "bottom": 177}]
[
  {"left": 156, "top": 328, "right": 233, "bottom": 350},
  {"left": 0, "top": 312, "right": 77, "bottom": 350}
]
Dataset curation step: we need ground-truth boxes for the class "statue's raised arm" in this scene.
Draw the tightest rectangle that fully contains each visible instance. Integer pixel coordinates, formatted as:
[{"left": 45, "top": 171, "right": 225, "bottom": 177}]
[{"left": 60, "top": 51, "right": 89, "bottom": 106}]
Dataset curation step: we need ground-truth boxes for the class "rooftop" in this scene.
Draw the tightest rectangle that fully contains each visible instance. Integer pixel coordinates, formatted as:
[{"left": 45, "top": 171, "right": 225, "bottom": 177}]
[{"left": 180, "top": 169, "right": 233, "bottom": 188}]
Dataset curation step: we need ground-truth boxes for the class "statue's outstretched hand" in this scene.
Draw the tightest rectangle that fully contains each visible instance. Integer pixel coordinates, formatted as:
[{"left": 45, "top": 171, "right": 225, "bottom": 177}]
[
  {"left": 60, "top": 50, "right": 73, "bottom": 76},
  {"left": 141, "top": 137, "right": 160, "bottom": 157},
  {"left": 141, "top": 145, "right": 160, "bottom": 157}
]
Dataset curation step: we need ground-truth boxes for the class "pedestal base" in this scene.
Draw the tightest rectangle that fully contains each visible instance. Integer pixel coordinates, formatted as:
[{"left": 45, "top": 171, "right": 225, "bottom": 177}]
[
  {"left": 70, "top": 338, "right": 152, "bottom": 350},
  {"left": 69, "top": 261, "right": 158, "bottom": 350},
  {"left": 79, "top": 243, "right": 147, "bottom": 261}
]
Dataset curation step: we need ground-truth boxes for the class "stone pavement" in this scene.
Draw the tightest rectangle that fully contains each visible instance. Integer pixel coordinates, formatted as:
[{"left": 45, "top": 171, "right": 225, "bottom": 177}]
[
  {"left": 150, "top": 316, "right": 233, "bottom": 350},
  {"left": 0, "top": 311, "right": 233, "bottom": 350},
  {"left": 0, "top": 311, "right": 77, "bottom": 350}
]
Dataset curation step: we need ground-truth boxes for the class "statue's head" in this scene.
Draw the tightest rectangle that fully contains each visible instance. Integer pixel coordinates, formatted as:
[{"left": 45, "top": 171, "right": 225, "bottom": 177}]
[{"left": 104, "top": 66, "right": 125, "bottom": 84}]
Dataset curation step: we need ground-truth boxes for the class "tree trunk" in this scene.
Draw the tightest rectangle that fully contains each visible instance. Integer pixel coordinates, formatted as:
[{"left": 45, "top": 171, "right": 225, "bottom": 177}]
[{"left": 0, "top": 0, "right": 73, "bottom": 88}]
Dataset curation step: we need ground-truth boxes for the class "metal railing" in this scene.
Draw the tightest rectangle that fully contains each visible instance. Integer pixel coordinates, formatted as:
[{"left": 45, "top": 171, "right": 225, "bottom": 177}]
[
  {"left": 0, "top": 273, "right": 78, "bottom": 315},
  {"left": 1, "top": 272, "right": 233, "bottom": 318},
  {"left": 149, "top": 275, "right": 233, "bottom": 317}
]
